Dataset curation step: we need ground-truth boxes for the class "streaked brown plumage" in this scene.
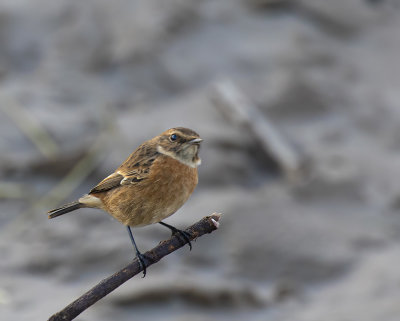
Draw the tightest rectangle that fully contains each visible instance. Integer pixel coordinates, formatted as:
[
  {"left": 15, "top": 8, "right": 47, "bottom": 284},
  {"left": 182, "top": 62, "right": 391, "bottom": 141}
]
[{"left": 48, "top": 127, "right": 202, "bottom": 276}]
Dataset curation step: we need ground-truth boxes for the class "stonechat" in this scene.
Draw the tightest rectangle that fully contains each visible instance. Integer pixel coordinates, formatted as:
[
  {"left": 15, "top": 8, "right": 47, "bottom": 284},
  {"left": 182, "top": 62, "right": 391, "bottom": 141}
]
[{"left": 48, "top": 127, "right": 202, "bottom": 276}]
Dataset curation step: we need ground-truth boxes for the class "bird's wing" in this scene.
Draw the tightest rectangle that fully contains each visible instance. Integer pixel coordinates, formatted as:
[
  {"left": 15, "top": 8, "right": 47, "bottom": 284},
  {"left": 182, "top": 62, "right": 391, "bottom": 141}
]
[
  {"left": 89, "top": 172, "right": 124, "bottom": 193},
  {"left": 89, "top": 147, "right": 158, "bottom": 194}
]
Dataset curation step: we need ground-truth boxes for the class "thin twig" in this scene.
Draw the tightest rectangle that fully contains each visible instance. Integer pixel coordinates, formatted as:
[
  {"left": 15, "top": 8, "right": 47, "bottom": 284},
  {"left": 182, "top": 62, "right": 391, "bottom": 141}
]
[{"left": 48, "top": 213, "right": 222, "bottom": 321}]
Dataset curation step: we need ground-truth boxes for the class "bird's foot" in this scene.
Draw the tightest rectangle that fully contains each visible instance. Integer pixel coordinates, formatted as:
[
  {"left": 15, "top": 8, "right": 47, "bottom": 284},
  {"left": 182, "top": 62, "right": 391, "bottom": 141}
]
[
  {"left": 127, "top": 225, "right": 148, "bottom": 277},
  {"left": 174, "top": 229, "right": 192, "bottom": 251},
  {"left": 159, "top": 222, "right": 192, "bottom": 250},
  {"left": 135, "top": 250, "right": 148, "bottom": 278}
]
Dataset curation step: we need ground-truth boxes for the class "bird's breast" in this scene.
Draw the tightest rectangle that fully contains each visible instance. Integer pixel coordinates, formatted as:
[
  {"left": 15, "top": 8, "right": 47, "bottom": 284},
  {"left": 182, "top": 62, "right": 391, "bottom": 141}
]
[{"left": 101, "top": 155, "right": 198, "bottom": 226}]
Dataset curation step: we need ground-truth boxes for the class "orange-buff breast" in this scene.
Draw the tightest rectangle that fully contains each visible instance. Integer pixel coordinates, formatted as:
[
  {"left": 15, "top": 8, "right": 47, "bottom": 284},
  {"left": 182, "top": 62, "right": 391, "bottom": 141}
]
[{"left": 97, "top": 155, "right": 198, "bottom": 227}]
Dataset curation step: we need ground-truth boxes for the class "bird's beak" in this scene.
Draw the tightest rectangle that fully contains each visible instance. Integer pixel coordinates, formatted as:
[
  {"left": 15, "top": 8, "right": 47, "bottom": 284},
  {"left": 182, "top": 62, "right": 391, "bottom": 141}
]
[{"left": 188, "top": 138, "right": 203, "bottom": 144}]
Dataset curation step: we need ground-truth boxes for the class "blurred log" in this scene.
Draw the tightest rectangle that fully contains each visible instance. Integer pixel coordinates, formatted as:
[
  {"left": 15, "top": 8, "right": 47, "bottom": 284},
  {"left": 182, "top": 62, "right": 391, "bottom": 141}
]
[
  {"left": 211, "top": 79, "right": 304, "bottom": 181},
  {"left": 48, "top": 213, "right": 221, "bottom": 321}
]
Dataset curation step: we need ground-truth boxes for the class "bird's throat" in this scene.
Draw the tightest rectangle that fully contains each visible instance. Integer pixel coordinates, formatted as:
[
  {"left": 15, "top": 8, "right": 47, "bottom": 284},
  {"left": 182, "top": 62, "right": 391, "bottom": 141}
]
[{"left": 157, "top": 145, "right": 201, "bottom": 168}]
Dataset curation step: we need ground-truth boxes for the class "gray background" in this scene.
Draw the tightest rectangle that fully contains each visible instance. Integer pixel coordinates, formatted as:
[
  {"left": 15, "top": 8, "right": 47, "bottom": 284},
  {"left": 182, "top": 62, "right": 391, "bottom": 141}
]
[{"left": 1, "top": 0, "right": 400, "bottom": 320}]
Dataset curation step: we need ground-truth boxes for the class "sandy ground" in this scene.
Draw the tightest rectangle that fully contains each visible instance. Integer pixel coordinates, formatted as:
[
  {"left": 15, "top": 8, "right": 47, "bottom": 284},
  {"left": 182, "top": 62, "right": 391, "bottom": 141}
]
[{"left": 1, "top": 0, "right": 400, "bottom": 320}]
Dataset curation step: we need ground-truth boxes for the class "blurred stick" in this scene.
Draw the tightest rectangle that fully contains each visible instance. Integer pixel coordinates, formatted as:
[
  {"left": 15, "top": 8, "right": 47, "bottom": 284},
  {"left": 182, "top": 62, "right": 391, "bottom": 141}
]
[
  {"left": 39, "top": 135, "right": 107, "bottom": 210},
  {"left": 36, "top": 108, "right": 115, "bottom": 210},
  {"left": 0, "top": 181, "right": 29, "bottom": 199},
  {"left": 48, "top": 213, "right": 222, "bottom": 321},
  {"left": 210, "top": 79, "right": 304, "bottom": 180},
  {"left": 0, "top": 110, "right": 114, "bottom": 239},
  {"left": 0, "top": 98, "right": 59, "bottom": 160}
]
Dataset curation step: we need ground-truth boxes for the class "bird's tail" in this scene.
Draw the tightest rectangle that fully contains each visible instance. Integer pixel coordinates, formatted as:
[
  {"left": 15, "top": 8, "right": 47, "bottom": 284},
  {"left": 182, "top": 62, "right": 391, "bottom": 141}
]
[{"left": 48, "top": 201, "right": 82, "bottom": 219}]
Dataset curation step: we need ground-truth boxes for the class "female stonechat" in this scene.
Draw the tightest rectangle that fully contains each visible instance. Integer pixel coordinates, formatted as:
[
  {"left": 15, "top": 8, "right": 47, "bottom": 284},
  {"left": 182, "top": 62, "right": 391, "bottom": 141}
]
[{"left": 48, "top": 127, "right": 202, "bottom": 276}]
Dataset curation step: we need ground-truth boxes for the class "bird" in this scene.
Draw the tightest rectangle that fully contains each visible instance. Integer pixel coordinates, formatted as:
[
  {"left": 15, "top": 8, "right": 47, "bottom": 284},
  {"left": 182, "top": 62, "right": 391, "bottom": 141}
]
[{"left": 48, "top": 127, "right": 202, "bottom": 276}]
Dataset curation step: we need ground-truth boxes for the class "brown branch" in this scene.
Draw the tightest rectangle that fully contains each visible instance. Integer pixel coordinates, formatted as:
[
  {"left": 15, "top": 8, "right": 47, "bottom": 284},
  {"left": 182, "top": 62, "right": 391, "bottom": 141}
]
[{"left": 48, "top": 213, "right": 221, "bottom": 321}]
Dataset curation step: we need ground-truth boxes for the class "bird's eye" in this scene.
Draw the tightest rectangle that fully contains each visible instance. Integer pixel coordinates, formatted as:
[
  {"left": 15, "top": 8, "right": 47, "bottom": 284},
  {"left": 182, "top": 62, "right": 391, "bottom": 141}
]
[{"left": 170, "top": 134, "right": 177, "bottom": 141}]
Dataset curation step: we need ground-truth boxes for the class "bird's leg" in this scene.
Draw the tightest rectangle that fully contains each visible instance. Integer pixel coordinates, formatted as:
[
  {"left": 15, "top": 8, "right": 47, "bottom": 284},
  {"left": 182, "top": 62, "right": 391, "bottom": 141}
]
[
  {"left": 159, "top": 221, "right": 192, "bottom": 251},
  {"left": 126, "top": 226, "right": 147, "bottom": 277}
]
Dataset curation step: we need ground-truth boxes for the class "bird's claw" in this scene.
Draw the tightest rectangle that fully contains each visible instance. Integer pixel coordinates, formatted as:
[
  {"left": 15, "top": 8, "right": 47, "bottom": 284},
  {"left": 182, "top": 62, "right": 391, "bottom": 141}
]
[
  {"left": 136, "top": 251, "right": 148, "bottom": 278},
  {"left": 174, "top": 229, "right": 192, "bottom": 251}
]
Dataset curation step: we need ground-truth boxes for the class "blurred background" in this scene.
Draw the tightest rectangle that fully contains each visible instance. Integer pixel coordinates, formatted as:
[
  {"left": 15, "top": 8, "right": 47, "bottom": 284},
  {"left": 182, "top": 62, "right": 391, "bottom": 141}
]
[{"left": 1, "top": 0, "right": 400, "bottom": 320}]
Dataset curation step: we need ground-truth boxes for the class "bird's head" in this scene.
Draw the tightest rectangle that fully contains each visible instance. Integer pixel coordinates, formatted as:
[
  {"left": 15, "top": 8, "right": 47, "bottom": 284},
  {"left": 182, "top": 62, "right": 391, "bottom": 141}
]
[{"left": 156, "top": 127, "right": 202, "bottom": 168}]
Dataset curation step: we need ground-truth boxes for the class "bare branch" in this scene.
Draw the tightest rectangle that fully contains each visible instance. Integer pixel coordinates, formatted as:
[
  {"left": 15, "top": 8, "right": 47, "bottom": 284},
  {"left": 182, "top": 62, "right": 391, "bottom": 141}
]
[{"left": 48, "top": 213, "right": 222, "bottom": 321}]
